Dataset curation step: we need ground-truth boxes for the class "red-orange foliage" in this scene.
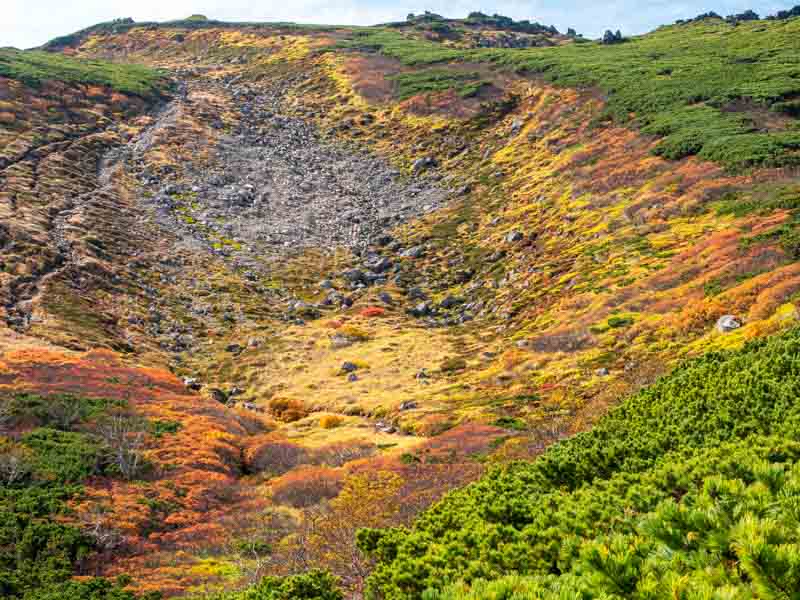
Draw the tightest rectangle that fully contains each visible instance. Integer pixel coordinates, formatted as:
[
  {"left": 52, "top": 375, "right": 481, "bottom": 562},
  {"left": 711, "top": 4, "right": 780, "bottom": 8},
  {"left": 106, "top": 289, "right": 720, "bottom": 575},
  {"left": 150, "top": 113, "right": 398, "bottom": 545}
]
[
  {"left": 0, "top": 347, "right": 269, "bottom": 592},
  {"left": 270, "top": 466, "right": 344, "bottom": 508},
  {"left": 245, "top": 435, "right": 309, "bottom": 475},
  {"left": 267, "top": 397, "right": 308, "bottom": 422},
  {"left": 359, "top": 306, "right": 386, "bottom": 318}
]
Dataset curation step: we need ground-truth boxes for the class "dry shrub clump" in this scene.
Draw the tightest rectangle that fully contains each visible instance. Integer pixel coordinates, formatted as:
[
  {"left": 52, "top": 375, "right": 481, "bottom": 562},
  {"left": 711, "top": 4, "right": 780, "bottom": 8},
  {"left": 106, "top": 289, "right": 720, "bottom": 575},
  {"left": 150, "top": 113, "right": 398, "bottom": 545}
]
[
  {"left": 245, "top": 436, "right": 309, "bottom": 475},
  {"left": 319, "top": 414, "right": 344, "bottom": 429},
  {"left": 312, "top": 440, "right": 375, "bottom": 467},
  {"left": 268, "top": 397, "right": 308, "bottom": 422},
  {"left": 270, "top": 466, "right": 344, "bottom": 508}
]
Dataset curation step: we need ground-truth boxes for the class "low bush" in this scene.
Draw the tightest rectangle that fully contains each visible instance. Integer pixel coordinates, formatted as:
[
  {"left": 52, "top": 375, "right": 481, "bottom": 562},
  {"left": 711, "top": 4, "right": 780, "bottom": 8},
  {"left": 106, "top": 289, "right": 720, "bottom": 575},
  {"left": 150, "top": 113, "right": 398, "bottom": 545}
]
[
  {"left": 245, "top": 438, "right": 309, "bottom": 475},
  {"left": 268, "top": 398, "right": 308, "bottom": 423},
  {"left": 319, "top": 415, "right": 344, "bottom": 429},
  {"left": 270, "top": 467, "right": 344, "bottom": 508},
  {"left": 202, "top": 569, "right": 343, "bottom": 600},
  {"left": 439, "top": 357, "right": 467, "bottom": 373},
  {"left": 0, "top": 48, "right": 164, "bottom": 98}
]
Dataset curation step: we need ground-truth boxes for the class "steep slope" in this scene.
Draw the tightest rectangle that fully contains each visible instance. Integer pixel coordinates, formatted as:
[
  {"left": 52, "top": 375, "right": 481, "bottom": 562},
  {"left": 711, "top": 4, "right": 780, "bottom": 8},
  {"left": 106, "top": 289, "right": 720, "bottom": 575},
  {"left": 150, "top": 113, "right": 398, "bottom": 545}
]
[{"left": 1, "top": 8, "right": 800, "bottom": 599}]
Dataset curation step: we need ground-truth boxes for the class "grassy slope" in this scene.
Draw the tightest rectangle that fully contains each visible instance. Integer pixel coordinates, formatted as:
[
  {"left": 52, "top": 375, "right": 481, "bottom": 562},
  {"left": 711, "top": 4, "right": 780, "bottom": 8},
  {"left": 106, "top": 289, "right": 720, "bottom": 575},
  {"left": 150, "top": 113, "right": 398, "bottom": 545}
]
[
  {"left": 337, "top": 17, "right": 800, "bottom": 170},
  {"left": 0, "top": 48, "right": 165, "bottom": 97},
  {"left": 361, "top": 327, "right": 800, "bottom": 597}
]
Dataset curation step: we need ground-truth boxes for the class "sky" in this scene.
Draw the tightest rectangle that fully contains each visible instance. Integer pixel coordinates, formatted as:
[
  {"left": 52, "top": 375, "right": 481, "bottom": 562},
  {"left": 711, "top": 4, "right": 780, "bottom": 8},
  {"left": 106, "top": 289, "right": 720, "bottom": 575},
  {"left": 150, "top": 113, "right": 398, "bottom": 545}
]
[{"left": 3, "top": 0, "right": 798, "bottom": 49}]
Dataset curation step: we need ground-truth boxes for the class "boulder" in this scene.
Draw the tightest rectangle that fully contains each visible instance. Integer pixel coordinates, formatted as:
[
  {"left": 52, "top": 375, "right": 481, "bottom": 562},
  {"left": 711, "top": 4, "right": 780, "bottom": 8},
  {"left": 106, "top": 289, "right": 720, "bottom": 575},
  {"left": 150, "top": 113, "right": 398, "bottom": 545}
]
[
  {"left": 183, "top": 377, "right": 202, "bottom": 391},
  {"left": 407, "top": 287, "right": 428, "bottom": 300},
  {"left": 440, "top": 296, "right": 465, "bottom": 309},
  {"left": 342, "top": 269, "right": 366, "bottom": 283},
  {"left": 716, "top": 315, "right": 742, "bottom": 333},
  {"left": 408, "top": 302, "right": 432, "bottom": 317},
  {"left": 369, "top": 257, "right": 393, "bottom": 273},
  {"left": 208, "top": 388, "right": 228, "bottom": 404},
  {"left": 400, "top": 245, "right": 425, "bottom": 259}
]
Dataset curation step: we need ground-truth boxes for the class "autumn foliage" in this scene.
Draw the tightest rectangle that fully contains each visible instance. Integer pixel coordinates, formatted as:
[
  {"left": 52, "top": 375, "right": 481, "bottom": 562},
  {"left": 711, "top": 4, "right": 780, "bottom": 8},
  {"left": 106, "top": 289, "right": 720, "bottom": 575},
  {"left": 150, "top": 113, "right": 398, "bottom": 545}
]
[{"left": 270, "top": 466, "right": 344, "bottom": 508}]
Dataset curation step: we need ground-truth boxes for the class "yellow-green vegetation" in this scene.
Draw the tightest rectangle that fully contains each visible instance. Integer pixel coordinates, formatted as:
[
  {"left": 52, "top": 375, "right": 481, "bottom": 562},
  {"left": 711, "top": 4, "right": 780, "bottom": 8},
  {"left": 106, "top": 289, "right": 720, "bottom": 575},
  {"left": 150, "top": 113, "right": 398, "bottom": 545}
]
[
  {"left": 337, "top": 16, "right": 800, "bottom": 170},
  {"left": 0, "top": 48, "right": 166, "bottom": 97},
  {"left": 389, "top": 69, "right": 487, "bottom": 100}
]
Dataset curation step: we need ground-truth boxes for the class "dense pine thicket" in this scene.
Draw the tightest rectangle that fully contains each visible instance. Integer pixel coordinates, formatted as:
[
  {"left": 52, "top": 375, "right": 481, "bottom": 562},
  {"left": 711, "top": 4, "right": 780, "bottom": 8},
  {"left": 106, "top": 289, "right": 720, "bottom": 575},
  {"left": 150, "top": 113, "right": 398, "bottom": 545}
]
[{"left": 359, "top": 327, "right": 800, "bottom": 598}]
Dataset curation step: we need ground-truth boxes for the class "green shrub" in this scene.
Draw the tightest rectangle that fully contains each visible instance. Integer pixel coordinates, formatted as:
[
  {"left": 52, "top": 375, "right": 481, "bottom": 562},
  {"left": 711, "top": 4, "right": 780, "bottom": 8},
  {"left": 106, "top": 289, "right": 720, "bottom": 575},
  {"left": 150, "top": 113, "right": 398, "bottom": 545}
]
[
  {"left": 9, "top": 394, "right": 122, "bottom": 431},
  {"left": 336, "top": 17, "right": 800, "bottom": 171},
  {"left": 0, "top": 48, "right": 165, "bottom": 98},
  {"left": 425, "top": 438, "right": 800, "bottom": 599},
  {"left": 149, "top": 419, "right": 182, "bottom": 438},
  {"left": 388, "top": 70, "right": 487, "bottom": 100},
  {"left": 361, "top": 326, "right": 800, "bottom": 598},
  {"left": 22, "top": 428, "right": 104, "bottom": 483},
  {"left": 203, "top": 570, "right": 343, "bottom": 600}
]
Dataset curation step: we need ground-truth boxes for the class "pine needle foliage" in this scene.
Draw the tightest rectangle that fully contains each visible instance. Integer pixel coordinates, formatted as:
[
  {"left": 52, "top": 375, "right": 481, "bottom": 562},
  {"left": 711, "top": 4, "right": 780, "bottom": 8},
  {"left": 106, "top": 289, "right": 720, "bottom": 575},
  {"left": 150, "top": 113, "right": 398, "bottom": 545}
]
[{"left": 361, "top": 327, "right": 800, "bottom": 598}]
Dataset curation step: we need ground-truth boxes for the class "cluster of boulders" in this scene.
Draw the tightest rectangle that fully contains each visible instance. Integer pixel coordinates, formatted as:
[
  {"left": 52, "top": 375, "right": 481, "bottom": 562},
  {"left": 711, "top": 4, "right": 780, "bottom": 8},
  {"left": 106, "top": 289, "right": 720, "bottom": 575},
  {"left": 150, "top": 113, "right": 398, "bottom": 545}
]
[
  {"left": 602, "top": 30, "right": 624, "bottom": 44},
  {"left": 136, "top": 75, "right": 448, "bottom": 272}
]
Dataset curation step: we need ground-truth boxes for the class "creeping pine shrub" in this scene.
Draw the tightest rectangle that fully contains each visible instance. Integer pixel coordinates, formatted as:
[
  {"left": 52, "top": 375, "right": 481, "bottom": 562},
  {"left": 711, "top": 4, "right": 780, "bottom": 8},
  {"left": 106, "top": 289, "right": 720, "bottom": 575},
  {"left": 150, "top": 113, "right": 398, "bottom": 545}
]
[
  {"left": 360, "top": 326, "right": 800, "bottom": 598},
  {"left": 204, "top": 569, "right": 343, "bottom": 600},
  {"left": 0, "top": 393, "right": 157, "bottom": 600}
]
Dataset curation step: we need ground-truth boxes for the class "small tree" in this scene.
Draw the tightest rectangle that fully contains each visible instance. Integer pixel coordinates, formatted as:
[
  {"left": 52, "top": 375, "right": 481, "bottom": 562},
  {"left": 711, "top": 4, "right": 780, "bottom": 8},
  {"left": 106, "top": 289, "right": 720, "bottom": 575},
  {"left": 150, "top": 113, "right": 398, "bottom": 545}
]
[
  {"left": 78, "top": 502, "right": 124, "bottom": 551},
  {"left": 0, "top": 440, "right": 31, "bottom": 485},
  {"left": 0, "top": 398, "right": 12, "bottom": 433},
  {"left": 96, "top": 410, "right": 147, "bottom": 480},
  {"left": 283, "top": 471, "right": 404, "bottom": 593}
]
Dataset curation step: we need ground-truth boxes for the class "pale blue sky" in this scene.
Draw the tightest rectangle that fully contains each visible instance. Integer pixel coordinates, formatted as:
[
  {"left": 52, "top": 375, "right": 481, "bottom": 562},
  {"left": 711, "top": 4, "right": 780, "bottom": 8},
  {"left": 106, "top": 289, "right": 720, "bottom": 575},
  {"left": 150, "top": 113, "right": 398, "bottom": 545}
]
[{"left": 3, "top": 1, "right": 798, "bottom": 49}]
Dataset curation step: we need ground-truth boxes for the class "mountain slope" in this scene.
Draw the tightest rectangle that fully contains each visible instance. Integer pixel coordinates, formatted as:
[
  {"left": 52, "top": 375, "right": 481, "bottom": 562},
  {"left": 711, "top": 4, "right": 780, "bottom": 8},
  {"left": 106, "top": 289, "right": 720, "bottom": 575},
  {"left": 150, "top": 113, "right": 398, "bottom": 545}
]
[{"left": 1, "top": 8, "right": 800, "bottom": 599}]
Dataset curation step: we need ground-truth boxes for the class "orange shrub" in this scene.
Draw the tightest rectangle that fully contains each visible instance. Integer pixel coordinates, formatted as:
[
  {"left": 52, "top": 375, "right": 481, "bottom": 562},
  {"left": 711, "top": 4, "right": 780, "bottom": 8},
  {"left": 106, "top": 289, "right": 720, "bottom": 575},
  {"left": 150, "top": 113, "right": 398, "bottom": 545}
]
[
  {"left": 319, "top": 414, "right": 344, "bottom": 429},
  {"left": 268, "top": 397, "right": 307, "bottom": 422},
  {"left": 312, "top": 440, "right": 375, "bottom": 467},
  {"left": 270, "top": 467, "right": 344, "bottom": 508},
  {"left": 360, "top": 306, "right": 386, "bottom": 318},
  {"left": 245, "top": 436, "right": 309, "bottom": 475}
]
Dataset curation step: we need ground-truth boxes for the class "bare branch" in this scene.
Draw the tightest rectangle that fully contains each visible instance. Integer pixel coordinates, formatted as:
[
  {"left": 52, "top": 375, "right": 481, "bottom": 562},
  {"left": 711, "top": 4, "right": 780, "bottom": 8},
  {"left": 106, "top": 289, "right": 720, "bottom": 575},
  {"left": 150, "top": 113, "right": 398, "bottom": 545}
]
[{"left": 97, "top": 410, "right": 148, "bottom": 480}]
